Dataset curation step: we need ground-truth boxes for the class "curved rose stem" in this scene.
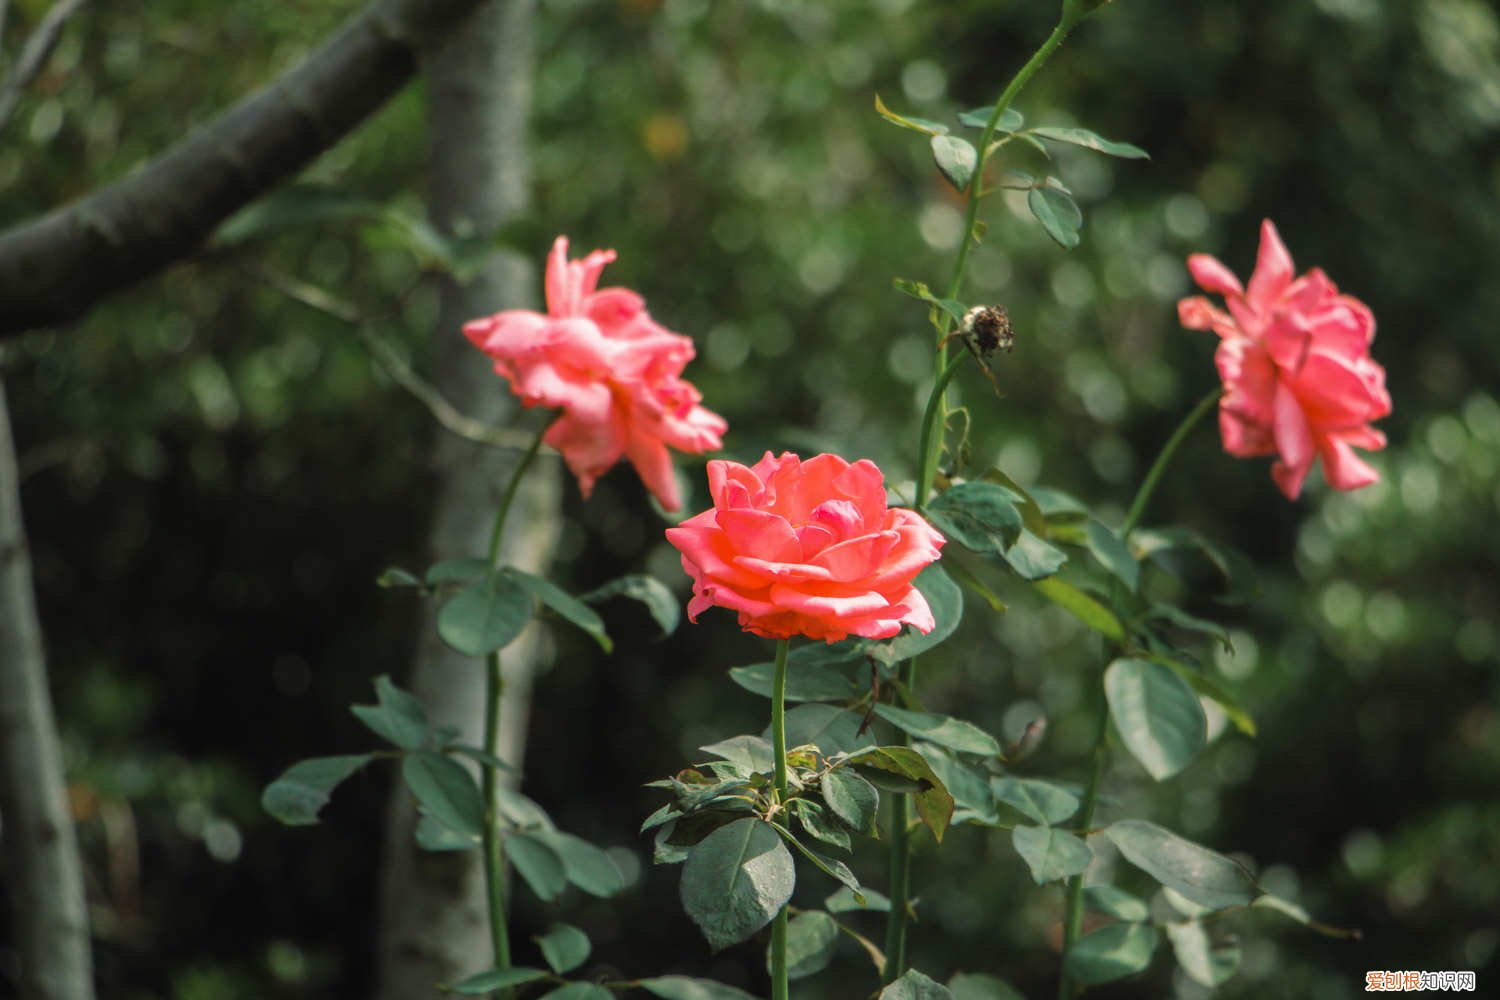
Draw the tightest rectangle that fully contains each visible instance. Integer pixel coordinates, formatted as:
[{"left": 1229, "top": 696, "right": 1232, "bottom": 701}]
[
  {"left": 921, "top": 11, "right": 1082, "bottom": 488},
  {"left": 487, "top": 423, "right": 550, "bottom": 564},
  {"left": 478, "top": 420, "right": 551, "bottom": 991},
  {"left": 915, "top": 353, "right": 968, "bottom": 514},
  {"left": 1121, "top": 388, "right": 1223, "bottom": 538},
  {"left": 769, "top": 638, "right": 792, "bottom": 1000},
  {"left": 1057, "top": 683, "right": 1110, "bottom": 999}
]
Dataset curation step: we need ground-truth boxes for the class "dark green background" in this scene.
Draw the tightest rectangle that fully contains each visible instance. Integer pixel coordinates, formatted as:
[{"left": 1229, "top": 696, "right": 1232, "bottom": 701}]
[{"left": 2, "top": 0, "right": 1497, "bottom": 996}]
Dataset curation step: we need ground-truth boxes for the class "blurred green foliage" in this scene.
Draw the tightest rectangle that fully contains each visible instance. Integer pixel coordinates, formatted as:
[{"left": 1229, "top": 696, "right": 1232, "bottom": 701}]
[{"left": 1, "top": 0, "right": 1497, "bottom": 997}]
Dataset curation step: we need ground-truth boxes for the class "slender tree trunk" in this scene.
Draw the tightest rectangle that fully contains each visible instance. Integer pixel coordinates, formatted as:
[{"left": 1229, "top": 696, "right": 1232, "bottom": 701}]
[
  {"left": 374, "top": 2, "right": 548, "bottom": 997},
  {"left": 0, "top": 376, "right": 96, "bottom": 1000}
]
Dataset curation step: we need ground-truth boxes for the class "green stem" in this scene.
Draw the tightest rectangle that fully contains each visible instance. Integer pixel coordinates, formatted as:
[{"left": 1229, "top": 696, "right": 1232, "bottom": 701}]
[
  {"left": 921, "top": 13, "right": 1079, "bottom": 503},
  {"left": 1121, "top": 387, "right": 1222, "bottom": 537},
  {"left": 915, "top": 353, "right": 968, "bottom": 513},
  {"left": 1057, "top": 680, "right": 1110, "bottom": 1000},
  {"left": 477, "top": 421, "right": 550, "bottom": 990},
  {"left": 481, "top": 652, "right": 512, "bottom": 983},
  {"left": 769, "top": 638, "right": 791, "bottom": 1000},
  {"left": 487, "top": 423, "right": 549, "bottom": 565},
  {"left": 882, "top": 656, "right": 919, "bottom": 983}
]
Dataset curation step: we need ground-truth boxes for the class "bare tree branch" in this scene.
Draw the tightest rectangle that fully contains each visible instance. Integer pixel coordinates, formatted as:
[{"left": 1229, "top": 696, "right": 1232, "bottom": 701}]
[
  {"left": 0, "top": 0, "right": 89, "bottom": 135},
  {"left": 0, "top": 375, "right": 95, "bottom": 1000},
  {"left": 0, "top": 0, "right": 490, "bottom": 340}
]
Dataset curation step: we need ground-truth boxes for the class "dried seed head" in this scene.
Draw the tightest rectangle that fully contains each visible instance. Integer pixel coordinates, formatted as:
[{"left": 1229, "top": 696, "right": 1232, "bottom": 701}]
[{"left": 961, "top": 305, "right": 1014, "bottom": 356}]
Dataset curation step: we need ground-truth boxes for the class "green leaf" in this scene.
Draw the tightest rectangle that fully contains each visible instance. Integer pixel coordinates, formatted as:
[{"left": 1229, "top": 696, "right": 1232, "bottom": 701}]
[
  {"left": 580, "top": 573, "right": 680, "bottom": 635},
  {"left": 1012, "top": 825, "right": 1093, "bottom": 884},
  {"left": 1033, "top": 577, "right": 1124, "bottom": 641},
  {"left": 1028, "top": 126, "right": 1148, "bottom": 159},
  {"left": 437, "top": 574, "right": 533, "bottom": 657},
  {"left": 377, "top": 566, "right": 423, "bottom": 588},
  {"left": 447, "top": 743, "right": 516, "bottom": 772},
  {"left": 1065, "top": 922, "right": 1159, "bottom": 985},
  {"left": 1003, "top": 529, "right": 1068, "bottom": 580},
  {"left": 826, "top": 885, "right": 891, "bottom": 913},
  {"left": 531, "top": 829, "right": 626, "bottom": 898},
  {"left": 1148, "top": 602, "right": 1232, "bottom": 652},
  {"left": 874, "top": 565, "right": 964, "bottom": 663},
  {"left": 1167, "top": 919, "right": 1240, "bottom": 987},
  {"left": 507, "top": 568, "right": 613, "bottom": 652},
  {"left": 425, "top": 557, "right": 491, "bottom": 587},
  {"left": 1251, "top": 894, "right": 1362, "bottom": 939},
  {"left": 880, "top": 969, "right": 955, "bottom": 999},
  {"left": 931, "top": 135, "right": 978, "bottom": 192},
  {"left": 873, "top": 704, "right": 1000, "bottom": 756},
  {"left": 848, "top": 747, "right": 954, "bottom": 843},
  {"left": 990, "top": 776, "right": 1080, "bottom": 826},
  {"left": 1084, "top": 884, "right": 1151, "bottom": 923},
  {"left": 637, "top": 976, "right": 758, "bottom": 1000},
  {"left": 728, "top": 660, "right": 859, "bottom": 703},
  {"left": 768, "top": 910, "right": 839, "bottom": 980},
  {"left": 535, "top": 922, "right": 591, "bottom": 975},
  {"left": 261, "top": 754, "right": 372, "bottom": 826},
  {"left": 700, "top": 735, "right": 775, "bottom": 775},
  {"left": 449, "top": 967, "right": 550, "bottom": 993},
  {"left": 402, "top": 751, "right": 484, "bottom": 838},
  {"left": 538, "top": 984, "right": 611, "bottom": 1000},
  {"left": 679, "top": 818, "right": 795, "bottom": 952},
  {"left": 772, "top": 704, "right": 873, "bottom": 757},
  {"left": 1104, "top": 658, "right": 1208, "bottom": 781},
  {"left": 874, "top": 94, "right": 949, "bottom": 135},
  {"left": 496, "top": 786, "right": 555, "bottom": 830},
  {"left": 1148, "top": 654, "right": 1257, "bottom": 736},
  {"left": 774, "top": 828, "right": 862, "bottom": 895},
  {"left": 415, "top": 813, "right": 478, "bottom": 852},
  {"left": 1132, "top": 527, "right": 1258, "bottom": 604},
  {"left": 947, "top": 972, "right": 1025, "bottom": 1000},
  {"left": 820, "top": 768, "right": 880, "bottom": 835},
  {"left": 350, "top": 674, "right": 430, "bottom": 750},
  {"left": 914, "top": 744, "right": 995, "bottom": 824},
  {"left": 1028, "top": 183, "right": 1082, "bottom": 249},
  {"left": 789, "top": 799, "right": 852, "bottom": 851},
  {"left": 508, "top": 831, "right": 568, "bottom": 902},
  {"left": 925, "top": 482, "right": 1024, "bottom": 555},
  {"left": 1085, "top": 519, "right": 1139, "bottom": 592},
  {"left": 957, "top": 106, "right": 1024, "bottom": 132},
  {"left": 1105, "top": 820, "right": 1259, "bottom": 911}
]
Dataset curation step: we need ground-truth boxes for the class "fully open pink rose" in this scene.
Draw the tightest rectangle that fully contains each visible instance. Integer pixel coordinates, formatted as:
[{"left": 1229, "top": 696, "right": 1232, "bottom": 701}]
[
  {"left": 665, "top": 452, "right": 946, "bottom": 643},
  {"left": 1179, "top": 219, "right": 1391, "bottom": 499},
  {"left": 464, "top": 236, "right": 727, "bottom": 511}
]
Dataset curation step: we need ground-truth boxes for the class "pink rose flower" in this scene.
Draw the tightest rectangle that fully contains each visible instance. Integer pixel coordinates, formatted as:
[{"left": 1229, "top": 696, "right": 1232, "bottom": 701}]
[
  {"left": 665, "top": 452, "right": 946, "bottom": 643},
  {"left": 1178, "top": 219, "right": 1391, "bottom": 499},
  {"left": 464, "top": 236, "right": 727, "bottom": 511}
]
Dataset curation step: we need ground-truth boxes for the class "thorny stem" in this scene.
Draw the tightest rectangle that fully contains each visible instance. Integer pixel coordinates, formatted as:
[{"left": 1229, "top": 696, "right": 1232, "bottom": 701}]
[
  {"left": 1122, "top": 387, "right": 1223, "bottom": 538},
  {"left": 769, "top": 639, "right": 791, "bottom": 1000}
]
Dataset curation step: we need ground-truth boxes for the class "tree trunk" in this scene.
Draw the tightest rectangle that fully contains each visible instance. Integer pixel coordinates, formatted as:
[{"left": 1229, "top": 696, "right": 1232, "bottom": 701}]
[
  {"left": 0, "top": 376, "right": 96, "bottom": 1000},
  {"left": 373, "top": 2, "right": 549, "bottom": 997}
]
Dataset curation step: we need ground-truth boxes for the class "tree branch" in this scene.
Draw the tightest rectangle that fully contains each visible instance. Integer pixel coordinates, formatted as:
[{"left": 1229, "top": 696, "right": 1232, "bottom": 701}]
[
  {"left": 0, "top": 0, "right": 489, "bottom": 340},
  {"left": 0, "top": 375, "right": 96, "bottom": 1000},
  {"left": 0, "top": 0, "right": 90, "bottom": 135}
]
